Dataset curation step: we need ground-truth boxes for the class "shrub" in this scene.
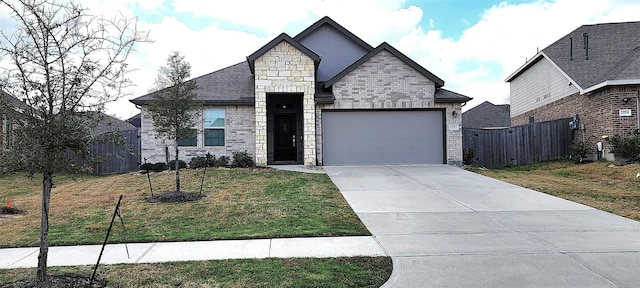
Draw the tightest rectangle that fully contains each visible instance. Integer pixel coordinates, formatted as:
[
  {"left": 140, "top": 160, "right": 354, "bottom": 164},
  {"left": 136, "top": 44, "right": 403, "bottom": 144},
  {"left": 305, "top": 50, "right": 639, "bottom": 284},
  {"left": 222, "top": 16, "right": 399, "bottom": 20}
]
[
  {"left": 168, "top": 160, "right": 188, "bottom": 170},
  {"left": 139, "top": 163, "right": 154, "bottom": 172},
  {"left": 569, "top": 140, "right": 591, "bottom": 163},
  {"left": 189, "top": 156, "right": 208, "bottom": 169},
  {"left": 606, "top": 129, "right": 640, "bottom": 160},
  {"left": 213, "top": 156, "right": 230, "bottom": 167},
  {"left": 152, "top": 162, "right": 167, "bottom": 172},
  {"left": 463, "top": 146, "right": 475, "bottom": 166},
  {"left": 232, "top": 151, "right": 254, "bottom": 168}
]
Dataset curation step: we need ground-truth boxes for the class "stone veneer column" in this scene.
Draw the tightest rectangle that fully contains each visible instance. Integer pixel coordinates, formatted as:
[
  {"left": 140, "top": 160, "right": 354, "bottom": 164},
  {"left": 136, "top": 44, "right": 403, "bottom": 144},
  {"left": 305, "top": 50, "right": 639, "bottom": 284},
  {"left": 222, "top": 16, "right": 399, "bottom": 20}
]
[{"left": 254, "top": 41, "right": 316, "bottom": 166}]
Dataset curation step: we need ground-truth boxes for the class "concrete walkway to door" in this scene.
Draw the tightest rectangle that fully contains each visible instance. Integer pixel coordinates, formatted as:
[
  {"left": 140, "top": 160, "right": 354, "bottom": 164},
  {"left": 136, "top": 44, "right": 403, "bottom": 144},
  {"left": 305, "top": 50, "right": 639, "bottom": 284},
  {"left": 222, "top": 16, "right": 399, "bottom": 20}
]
[{"left": 324, "top": 165, "right": 640, "bottom": 287}]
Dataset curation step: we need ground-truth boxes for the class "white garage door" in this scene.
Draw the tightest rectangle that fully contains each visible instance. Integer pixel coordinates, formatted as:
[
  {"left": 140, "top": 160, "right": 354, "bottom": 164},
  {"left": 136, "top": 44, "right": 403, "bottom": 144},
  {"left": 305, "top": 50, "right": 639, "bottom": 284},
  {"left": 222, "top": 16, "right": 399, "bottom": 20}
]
[{"left": 322, "top": 110, "right": 444, "bottom": 165}]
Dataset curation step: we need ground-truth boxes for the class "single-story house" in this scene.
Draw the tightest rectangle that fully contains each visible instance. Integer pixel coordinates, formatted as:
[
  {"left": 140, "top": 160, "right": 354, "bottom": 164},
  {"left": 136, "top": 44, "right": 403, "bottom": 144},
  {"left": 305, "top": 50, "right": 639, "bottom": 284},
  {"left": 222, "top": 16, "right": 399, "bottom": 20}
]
[
  {"left": 131, "top": 16, "right": 472, "bottom": 166},
  {"left": 462, "top": 101, "right": 511, "bottom": 129},
  {"left": 506, "top": 21, "right": 640, "bottom": 160}
]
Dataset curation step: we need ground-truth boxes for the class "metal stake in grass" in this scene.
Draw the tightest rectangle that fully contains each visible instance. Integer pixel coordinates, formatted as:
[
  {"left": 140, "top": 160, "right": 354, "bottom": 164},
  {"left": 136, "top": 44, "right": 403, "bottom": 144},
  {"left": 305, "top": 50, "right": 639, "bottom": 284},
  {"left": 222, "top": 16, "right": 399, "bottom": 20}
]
[
  {"left": 90, "top": 195, "right": 126, "bottom": 286},
  {"left": 144, "top": 158, "right": 154, "bottom": 197},
  {"left": 199, "top": 154, "right": 210, "bottom": 196}
]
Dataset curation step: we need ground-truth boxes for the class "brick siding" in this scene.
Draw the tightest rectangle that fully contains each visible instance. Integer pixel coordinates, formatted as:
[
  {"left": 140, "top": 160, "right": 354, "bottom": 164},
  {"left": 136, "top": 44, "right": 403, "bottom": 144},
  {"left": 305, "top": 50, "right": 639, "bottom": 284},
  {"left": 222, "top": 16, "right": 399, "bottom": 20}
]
[
  {"left": 512, "top": 85, "right": 640, "bottom": 160},
  {"left": 316, "top": 50, "right": 463, "bottom": 165},
  {"left": 139, "top": 105, "right": 255, "bottom": 164}
]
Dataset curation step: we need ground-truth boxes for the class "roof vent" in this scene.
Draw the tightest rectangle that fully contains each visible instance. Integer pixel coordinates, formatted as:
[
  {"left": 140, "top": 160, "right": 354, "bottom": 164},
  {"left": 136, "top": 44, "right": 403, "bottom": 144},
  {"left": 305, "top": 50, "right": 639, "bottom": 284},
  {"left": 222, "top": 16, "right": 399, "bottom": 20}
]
[
  {"left": 583, "top": 32, "right": 589, "bottom": 60},
  {"left": 569, "top": 37, "right": 573, "bottom": 61}
]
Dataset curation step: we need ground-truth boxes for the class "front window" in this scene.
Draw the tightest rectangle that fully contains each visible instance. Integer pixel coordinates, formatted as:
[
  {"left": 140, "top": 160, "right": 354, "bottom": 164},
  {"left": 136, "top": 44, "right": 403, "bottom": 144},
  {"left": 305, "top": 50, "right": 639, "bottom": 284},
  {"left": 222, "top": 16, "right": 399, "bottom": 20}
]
[{"left": 204, "top": 109, "right": 225, "bottom": 146}]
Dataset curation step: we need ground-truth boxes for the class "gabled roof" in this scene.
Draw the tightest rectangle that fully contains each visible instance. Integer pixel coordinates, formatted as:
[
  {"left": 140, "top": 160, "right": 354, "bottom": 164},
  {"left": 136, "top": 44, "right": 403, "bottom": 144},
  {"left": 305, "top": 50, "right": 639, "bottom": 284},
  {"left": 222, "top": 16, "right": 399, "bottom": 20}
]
[
  {"left": 294, "top": 16, "right": 374, "bottom": 52},
  {"left": 246, "top": 33, "right": 321, "bottom": 74},
  {"left": 462, "top": 101, "right": 510, "bottom": 129},
  {"left": 325, "top": 42, "right": 445, "bottom": 88},
  {"left": 86, "top": 111, "right": 138, "bottom": 135},
  {"left": 435, "top": 88, "right": 473, "bottom": 104},
  {"left": 1, "top": 89, "right": 30, "bottom": 111},
  {"left": 130, "top": 62, "right": 255, "bottom": 106},
  {"left": 506, "top": 21, "right": 640, "bottom": 93}
]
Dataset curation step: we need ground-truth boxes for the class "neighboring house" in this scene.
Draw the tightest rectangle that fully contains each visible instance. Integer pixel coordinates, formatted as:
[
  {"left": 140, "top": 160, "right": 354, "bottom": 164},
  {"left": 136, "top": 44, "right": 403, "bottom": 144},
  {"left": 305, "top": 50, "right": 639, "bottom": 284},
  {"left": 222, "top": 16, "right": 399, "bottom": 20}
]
[
  {"left": 506, "top": 21, "right": 640, "bottom": 160},
  {"left": 0, "top": 89, "right": 29, "bottom": 150},
  {"left": 131, "top": 16, "right": 472, "bottom": 166},
  {"left": 462, "top": 101, "right": 511, "bottom": 129},
  {"left": 126, "top": 113, "right": 141, "bottom": 129}
]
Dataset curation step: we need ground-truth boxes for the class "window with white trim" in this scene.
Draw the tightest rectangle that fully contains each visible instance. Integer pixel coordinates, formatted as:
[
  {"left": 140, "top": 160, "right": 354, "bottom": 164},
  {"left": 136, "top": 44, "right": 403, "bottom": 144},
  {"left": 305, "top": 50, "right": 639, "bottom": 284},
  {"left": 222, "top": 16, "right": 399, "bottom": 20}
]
[{"left": 204, "top": 109, "right": 225, "bottom": 146}]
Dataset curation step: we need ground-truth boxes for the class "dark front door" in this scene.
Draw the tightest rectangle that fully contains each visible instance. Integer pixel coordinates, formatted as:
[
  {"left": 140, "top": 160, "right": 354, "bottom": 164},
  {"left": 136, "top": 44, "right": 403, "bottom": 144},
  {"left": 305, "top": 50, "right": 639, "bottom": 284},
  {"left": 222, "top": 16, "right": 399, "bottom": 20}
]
[{"left": 274, "top": 114, "right": 297, "bottom": 162}]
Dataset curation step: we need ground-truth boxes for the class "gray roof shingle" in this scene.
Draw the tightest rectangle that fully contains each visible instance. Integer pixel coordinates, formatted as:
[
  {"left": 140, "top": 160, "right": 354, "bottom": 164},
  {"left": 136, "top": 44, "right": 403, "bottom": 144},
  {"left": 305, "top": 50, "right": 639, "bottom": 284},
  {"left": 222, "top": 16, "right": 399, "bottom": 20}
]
[
  {"left": 435, "top": 88, "right": 473, "bottom": 104},
  {"left": 462, "top": 101, "right": 510, "bottom": 129},
  {"left": 130, "top": 62, "right": 255, "bottom": 105},
  {"left": 508, "top": 21, "right": 640, "bottom": 91}
]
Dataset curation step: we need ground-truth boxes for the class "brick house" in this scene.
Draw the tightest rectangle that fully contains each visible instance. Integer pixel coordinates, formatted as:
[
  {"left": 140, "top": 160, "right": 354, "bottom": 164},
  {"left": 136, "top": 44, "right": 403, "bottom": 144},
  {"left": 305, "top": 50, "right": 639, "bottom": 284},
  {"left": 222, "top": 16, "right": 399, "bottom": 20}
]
[
  {"left": 131, "top": 16, "right": 472, "bottom": 166},
  {"left": 506, "top": 21, "right": 640, "bottom": 160}
]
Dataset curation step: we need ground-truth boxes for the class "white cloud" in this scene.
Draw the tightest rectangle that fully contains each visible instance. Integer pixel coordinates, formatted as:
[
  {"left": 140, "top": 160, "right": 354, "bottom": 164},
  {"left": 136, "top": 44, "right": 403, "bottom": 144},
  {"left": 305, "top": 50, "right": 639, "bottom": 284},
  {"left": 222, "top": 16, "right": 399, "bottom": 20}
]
[
  {"left": 5, "top": 0, "right": 640, "bottom": 118},
  {"left": 394, "top": 0, "right": 640, "bottom": 111}
]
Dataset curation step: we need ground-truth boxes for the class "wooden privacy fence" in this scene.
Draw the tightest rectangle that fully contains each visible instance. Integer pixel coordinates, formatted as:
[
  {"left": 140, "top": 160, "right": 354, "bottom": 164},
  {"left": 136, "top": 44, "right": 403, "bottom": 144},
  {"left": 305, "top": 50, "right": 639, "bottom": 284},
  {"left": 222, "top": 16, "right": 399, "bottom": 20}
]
[
  {"left": 462, "top": 118, "right": 574, "bottom": 168},
  {"left": 91, "top": 129, "right": 139, "bottom": 174},
  {"left": 71, "top": 129, "right": 140, "bottom": 175}
]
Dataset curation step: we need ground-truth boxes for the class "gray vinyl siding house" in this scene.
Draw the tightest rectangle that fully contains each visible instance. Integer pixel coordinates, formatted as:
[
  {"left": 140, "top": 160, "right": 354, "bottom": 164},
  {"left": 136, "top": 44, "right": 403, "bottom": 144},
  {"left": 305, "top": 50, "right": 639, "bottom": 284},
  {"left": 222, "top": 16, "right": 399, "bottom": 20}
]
[{"left": 131, "top": 16, "right": 471, "bottom": 166}]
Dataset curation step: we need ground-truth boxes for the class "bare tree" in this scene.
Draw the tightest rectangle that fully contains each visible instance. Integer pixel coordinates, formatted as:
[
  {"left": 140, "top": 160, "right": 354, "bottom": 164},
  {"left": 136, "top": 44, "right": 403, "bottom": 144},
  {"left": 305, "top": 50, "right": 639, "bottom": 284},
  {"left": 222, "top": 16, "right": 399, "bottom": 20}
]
[
  {"left": 146, "top": 51, "right": 199, "bottom": 193},
  {"left": 0, "top": 0, "right": 147, "bottom": 286}
]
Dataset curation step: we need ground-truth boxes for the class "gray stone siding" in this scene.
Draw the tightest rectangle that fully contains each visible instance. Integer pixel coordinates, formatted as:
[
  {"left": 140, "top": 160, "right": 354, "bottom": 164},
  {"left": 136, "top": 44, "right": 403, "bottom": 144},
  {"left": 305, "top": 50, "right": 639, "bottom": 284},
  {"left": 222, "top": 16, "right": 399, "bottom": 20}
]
[
  {"left": 316, "top": 50, "right": 464, "bottom": 165},
  {"left": 511, "top": 85, "right": 640, "bottom": 160},
  {"left": 140, "top": 105, "right": 255, "bottom": 164}
]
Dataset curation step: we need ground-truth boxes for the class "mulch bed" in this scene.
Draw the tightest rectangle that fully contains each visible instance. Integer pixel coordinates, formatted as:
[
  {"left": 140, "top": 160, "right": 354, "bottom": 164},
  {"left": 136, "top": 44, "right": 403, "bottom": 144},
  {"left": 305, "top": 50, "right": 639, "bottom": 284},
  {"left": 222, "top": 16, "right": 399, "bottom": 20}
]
[
  {"left": 0, "top": 273, "right": 107, "bottom": 288},
  {"left": 145, "top": 191, "right": 204, "bottom": 203},
  {"left": 0, "top": 206, "right": 26, "bottom": 220}
]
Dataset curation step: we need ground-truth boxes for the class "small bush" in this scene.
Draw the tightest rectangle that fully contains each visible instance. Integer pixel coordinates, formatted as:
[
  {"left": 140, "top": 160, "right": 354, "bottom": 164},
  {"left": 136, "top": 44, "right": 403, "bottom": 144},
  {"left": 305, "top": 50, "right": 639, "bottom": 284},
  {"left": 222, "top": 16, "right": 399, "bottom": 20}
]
[
  {"left": 152, "top": 162, "right": 167, "bottom": 172},
  {"left": 606, "top": 129, "right": 640, "bottom": 160},
  {"left": 463, "top": 147, "right": 475, "bottom": 166},
  {"left": 232, "top": 151, "right": 254, "bottom": 168},
  {"left": 214, "top": 156, "right": 230, "bottom": 167},
  {"left": 168, "top": 160, "right": 188, "bottom": 170},
  {"left": 140, "top": 163, "right": 154, "bottom": 171},
  {"left": 569, "top": 140, "right": 590, "bottom": 163},
  {"left": 189, "top": 156, "right": 208, "bottom": 169}
]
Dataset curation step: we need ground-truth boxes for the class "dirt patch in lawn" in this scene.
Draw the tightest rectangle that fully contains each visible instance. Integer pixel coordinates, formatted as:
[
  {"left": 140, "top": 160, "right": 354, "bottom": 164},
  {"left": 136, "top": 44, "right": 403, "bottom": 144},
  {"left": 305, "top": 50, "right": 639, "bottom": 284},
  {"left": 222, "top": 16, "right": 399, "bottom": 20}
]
[
  {"left": 145, "top": 191, "right": 205, "bottom": 203},
  {"left": 0, "top": 273, "right": 107, "bottom": 288}
]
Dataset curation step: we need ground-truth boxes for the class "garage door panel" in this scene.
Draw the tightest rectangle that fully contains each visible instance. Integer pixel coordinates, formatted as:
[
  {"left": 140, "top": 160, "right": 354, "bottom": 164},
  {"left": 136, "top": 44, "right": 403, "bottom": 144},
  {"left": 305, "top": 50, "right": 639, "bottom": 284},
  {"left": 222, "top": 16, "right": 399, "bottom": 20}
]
[{"left": 322, "top": 110, "right": 444, "bottom": 165}]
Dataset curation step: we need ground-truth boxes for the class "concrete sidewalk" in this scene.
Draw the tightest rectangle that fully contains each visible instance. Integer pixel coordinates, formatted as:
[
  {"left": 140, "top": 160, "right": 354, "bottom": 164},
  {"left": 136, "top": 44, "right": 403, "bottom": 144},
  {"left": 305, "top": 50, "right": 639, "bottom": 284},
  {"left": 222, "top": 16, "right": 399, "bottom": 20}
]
[{"left": 0, "top": 236, "right": 386, "bottom": 269}]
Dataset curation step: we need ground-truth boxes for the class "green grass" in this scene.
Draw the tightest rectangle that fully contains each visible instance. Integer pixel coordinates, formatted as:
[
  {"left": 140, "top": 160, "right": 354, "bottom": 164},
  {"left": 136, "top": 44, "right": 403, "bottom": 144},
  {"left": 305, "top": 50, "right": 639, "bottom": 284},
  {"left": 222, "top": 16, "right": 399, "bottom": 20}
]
[
  {"left": 473, "top": 160, "right": 640, "bottom": 220},
  {"left": 0, "top": 168, "right": 370, "bottom": 247},
  {"left": 0, "top": 257, "right": 392, "bottom": 287}
]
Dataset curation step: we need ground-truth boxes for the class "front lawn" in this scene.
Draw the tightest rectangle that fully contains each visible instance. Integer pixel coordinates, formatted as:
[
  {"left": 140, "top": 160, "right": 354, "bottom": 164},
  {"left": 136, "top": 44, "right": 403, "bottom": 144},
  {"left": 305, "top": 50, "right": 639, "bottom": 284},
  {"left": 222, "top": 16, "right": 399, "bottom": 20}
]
[
  {"left": 0, "top": 168, "right": 370, "bottom": 247},
  {"left": 473, "top": 160, "right": 640, "bottom": 220}
]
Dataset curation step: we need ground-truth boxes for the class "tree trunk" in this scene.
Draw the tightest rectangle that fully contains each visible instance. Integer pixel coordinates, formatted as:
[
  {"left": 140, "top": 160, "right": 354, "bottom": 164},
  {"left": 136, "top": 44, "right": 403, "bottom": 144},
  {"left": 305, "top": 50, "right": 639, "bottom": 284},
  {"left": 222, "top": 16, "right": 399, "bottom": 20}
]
[
  {"left": 175, "top": 143, "right": 180, "bottom": 193},
  {"left": 37, "top": 170, "right": 53, "bottom": 288}
]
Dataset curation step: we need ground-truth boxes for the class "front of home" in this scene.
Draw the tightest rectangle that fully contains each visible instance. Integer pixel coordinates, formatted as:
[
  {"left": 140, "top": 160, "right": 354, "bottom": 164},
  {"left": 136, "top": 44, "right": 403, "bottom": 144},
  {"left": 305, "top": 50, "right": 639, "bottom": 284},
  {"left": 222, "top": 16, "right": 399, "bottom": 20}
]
[
  {"left": 131, "top": 17, "right": 471, "bottom": 166},
  {"left": 506, "top": 21, "right": 640, "bottom": 160}
]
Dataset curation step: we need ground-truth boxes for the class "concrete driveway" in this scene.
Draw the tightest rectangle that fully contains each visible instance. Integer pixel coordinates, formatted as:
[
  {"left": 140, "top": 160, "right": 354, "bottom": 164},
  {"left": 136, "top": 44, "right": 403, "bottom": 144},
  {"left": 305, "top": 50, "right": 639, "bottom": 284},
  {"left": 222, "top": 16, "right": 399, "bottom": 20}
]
[{"left": 324, "top": 165, "right": 640, "bottom": 287}]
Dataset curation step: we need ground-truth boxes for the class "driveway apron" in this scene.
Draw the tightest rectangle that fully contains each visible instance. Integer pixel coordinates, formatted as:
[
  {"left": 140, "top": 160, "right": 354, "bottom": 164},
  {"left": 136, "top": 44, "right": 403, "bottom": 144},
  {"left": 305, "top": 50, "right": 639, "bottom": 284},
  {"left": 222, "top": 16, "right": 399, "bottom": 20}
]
[{"left": 324, "top": 165, "right": 640, "bottom": 287}]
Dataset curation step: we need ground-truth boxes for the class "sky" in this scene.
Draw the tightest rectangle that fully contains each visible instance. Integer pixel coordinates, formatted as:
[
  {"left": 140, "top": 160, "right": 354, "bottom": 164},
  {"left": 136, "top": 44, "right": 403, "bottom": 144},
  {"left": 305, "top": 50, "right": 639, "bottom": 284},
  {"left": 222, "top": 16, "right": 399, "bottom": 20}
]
[{"left": 2, "top": 0, "right": 640, "bottom": 120}]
